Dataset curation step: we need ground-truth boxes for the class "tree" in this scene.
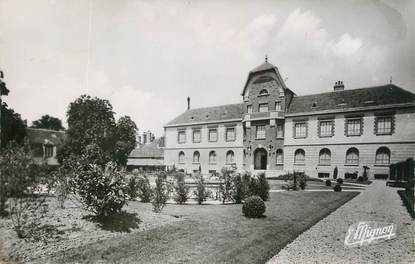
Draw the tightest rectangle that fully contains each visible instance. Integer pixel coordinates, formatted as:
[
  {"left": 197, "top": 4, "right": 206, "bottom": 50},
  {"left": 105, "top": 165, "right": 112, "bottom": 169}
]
[
  {"left": 31, "top": 115, "right": 64, "bottom": 131},
  {"left": 0, "top": 103, "right": 26, "bottom": 148},
  {"left": 333, "top": 166, "right": 338, "bottom": 180}
]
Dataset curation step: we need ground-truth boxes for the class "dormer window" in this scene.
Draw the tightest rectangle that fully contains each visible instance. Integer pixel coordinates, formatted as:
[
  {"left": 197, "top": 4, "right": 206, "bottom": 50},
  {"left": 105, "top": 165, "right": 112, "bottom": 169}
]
[
  {"left": 259, "top": 103, "right": 269, "bottom": 112},
  {"left": 259, "top": 89, "right": 269, "bottom": 96}
]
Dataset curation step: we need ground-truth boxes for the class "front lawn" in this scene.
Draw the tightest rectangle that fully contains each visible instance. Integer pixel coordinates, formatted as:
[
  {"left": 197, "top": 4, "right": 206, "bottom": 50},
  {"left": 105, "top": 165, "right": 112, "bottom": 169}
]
[{"left": 28, "top": 191, "right": 359, "bottom": 264}]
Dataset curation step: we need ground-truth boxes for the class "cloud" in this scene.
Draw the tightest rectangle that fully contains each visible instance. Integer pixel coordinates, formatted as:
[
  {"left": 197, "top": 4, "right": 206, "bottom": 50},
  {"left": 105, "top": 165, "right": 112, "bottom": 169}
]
[{"left": 329, "top": 33, "right": 363, "bottom": 57}]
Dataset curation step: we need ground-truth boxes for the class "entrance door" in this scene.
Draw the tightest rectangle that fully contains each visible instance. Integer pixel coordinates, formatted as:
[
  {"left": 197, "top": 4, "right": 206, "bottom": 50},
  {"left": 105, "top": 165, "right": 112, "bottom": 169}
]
[{"left": 254, "top": 148, "right": 267, "bottom": 170}]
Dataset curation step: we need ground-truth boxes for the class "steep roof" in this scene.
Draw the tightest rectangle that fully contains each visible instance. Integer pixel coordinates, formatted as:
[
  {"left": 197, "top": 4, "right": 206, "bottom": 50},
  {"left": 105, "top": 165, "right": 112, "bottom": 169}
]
[
  {"left": 165, "top": 103, "right": 244, "bottom": 127},
  {"left": 128, "top": 137, "right": 164, "bottom": 159},
  {"left": 26, "top": 128, "right": 66, "bottom": 146},
  {"left": 250, "top": 62, "right": 276, "bottom": 73},
  {"left": 287, "top": 84, "right": 415, "bottom": 115}
]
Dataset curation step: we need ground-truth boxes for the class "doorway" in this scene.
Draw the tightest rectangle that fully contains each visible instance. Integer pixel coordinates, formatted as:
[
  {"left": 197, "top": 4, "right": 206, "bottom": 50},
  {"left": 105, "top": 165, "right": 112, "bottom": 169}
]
[{"left": 254, "top": 148, "right": 267, "bottom": 170}]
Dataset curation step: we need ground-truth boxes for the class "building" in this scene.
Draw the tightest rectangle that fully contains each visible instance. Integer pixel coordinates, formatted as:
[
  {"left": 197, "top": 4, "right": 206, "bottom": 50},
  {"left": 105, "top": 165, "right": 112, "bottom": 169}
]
[
  {"left": 164, "top": 59, "right": 415, "bottom": 178},
  {"left": 25, "top": 128, "right": 66, "bottom": 166},
  {"left": 137, "top": 130, "right": 155, "bottom": 145},
  {"left": 127, "top": 137, "right": 165, "bottom": 171}
]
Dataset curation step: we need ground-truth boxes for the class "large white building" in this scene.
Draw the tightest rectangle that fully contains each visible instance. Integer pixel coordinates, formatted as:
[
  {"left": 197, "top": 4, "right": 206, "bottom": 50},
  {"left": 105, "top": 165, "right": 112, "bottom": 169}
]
[{"left": 163, "top": 60, "right": 415, "bottom": 179}]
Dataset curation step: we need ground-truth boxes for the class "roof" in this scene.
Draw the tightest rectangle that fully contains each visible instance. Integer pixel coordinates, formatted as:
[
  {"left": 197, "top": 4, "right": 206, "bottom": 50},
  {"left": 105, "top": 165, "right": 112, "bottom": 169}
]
[
  {"left": 127, "top": 158, "right": 164, "bottom": 167},
  {"left": 25, "top": 128, "right": 66, "bottom": 146},
  {"left": 287, "top": 84, "right": 415, "bottom": 115},
  {"left": 250, "top": 61, "right": 277, "bottom": 73},
  {"left": 165, "top": 103, "right": 244, "bottom": 127},
  {"left": 128, "top": 137, "right": 164, "bottom": 158}
]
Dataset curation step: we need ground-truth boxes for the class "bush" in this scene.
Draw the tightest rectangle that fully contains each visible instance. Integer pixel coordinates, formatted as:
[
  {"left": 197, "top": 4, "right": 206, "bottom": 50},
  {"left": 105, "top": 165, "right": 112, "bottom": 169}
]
[
  {"left": 325, "top": 180, "right": 332, "bottom": 187},
  {"left": 152, "top": 175, "right": 170, "bottom": 213},
  {"left": 232, "top": 173, "right": 245, "bottom": 204},
  {"left": 337, "top": 178, "right": 343, "bottom": 184},
  {"left": 195, "top": 174, "right": 208, "bottom": 205},
  {"left": 127, "top": 176, "right": 139, "bottom": 200},
  {"left": 219, "top": 168, "right": 234, "bottom": 204},
  {"left": 334, "top": 184, "right": 342, "bottom": 192},
  {"left": 256, "top": 173, "right": 270, "bottom": 200},
  {"left": 357, "top": 176, "right": 364, "bottom": 182},
  {"left": 242, "top": 196, "right": 266, "bottom": 218},
  {"left": 298, "top": 174, "right": 307, "bottom": 190},
  {"left": 137, "top": 176, "right": 152, "bottom": 203},
  {"left": 173, "top": 172, "right": 189, "bottom": 204}
]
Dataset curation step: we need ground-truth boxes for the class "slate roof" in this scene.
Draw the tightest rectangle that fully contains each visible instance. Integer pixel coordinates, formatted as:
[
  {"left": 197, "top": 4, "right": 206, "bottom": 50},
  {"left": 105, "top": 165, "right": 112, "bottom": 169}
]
[
  {"left": 250, "top": 62, "right": 277, "bottom": 73},
  {"left": 287, "top": 84, "right": 415, "bottom": 115},
  {"left": 26, "top": 128, "right": 66, "bottom": 146},
  {"left": 165, "top": 103, "right": 244, "bottom": 126},
  {"left": 128, "top": 137, "right": 164, "bottom": 159}
]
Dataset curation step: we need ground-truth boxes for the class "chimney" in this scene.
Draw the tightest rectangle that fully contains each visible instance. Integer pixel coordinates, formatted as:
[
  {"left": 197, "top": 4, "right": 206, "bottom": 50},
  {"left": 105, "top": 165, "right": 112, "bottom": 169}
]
[
  {"left": 333, "top": 81, "right": 344, "bottom": 91},
  {"left": 187, "top": 96, "right": 190, "bottom": 110}
]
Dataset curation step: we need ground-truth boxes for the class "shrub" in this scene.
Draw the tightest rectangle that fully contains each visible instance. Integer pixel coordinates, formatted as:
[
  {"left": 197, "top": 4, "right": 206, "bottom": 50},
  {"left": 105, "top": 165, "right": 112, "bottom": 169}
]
[
  {"left": 334, "top": 184, "right": 342, "bottom": 192},
  {"left": 232, "top": 173, "right": 245, "bottom": 204},
  {"left": 337, "top": 178, "right": 343, "bottom": 184},
  {"left": 357, "top": 176, "right": 364, "bottom": 182},
  {"left": 195, "top": 174, "right": 208, "bottom": 205},
  {"left": 137, "top": 176, "right": 152, "bottom": 203},
  {"left": 173, "top": 172, "right": 190, "bottom": 204},
  {"left": 152, "top": 175, "right": 170, "bottom": 213},
  {"left": 256, "top": 173, "right": 270, "bottom": 201},
  {"left": 242, "top": 196, "right": 266, "bottom": 218},
  {"left": 325, "top": 179, "right": 332, "bottom": 187},
  {"left": 333, "top": 166, "right": 338, "bottom": 180},
  {"left": 298, "top": 174, "right": 307, "bottom": 190},
  {"left": 219, "top": 168, "right": 234, "bottom": 204},
  {"left": 127, "top": 176, "right": 139, "bottom": 200}
]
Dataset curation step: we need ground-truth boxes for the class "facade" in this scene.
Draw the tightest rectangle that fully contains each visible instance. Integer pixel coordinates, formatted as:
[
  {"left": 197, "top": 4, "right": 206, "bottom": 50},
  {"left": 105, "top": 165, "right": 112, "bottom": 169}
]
[
  {"left": 164, "top": 60, "right": 415, "bottom": 178},
  {"left": 26, "top": 128, "right": 66, "bottom": 166},
  {"left": 137, "top": 130, "right": 155, "bottom": 145}
]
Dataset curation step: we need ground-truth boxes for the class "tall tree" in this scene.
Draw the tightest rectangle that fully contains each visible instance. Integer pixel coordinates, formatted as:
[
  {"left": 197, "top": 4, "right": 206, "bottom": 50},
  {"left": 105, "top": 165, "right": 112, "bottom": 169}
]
[
  {"left": 113, "top": 116, "right": 138, "bottom": 166},
  {"left": 31, "top": 114, "right": 64, "bottom": 131},
  {"left": 0, "top": 102, "right": 26, "bottom": 148}
]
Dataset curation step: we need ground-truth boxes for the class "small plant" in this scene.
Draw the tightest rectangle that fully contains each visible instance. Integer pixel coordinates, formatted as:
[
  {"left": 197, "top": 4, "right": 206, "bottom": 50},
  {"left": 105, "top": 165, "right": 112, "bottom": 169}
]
[
  {"left": 127, "top": 176, "right": 139, "bottom": 200},
  {"left": 334, "top": 183, "right": 342, "bottom": 192},
  {"left": 242, "top": 196, "right": 266, "bottom": 218},
  {"left": 232, "top": 173, "right": 245, "bottom": 204},
  {"left": 337, "top": 178, "right": 343, "bottom": 184},
  {"left": 173, "top": 172, "right": 190, "bottom": 204},
  {"left": 137, "top": 176, "right": 152, "bottom": 203},
  {"left": 325, "top": 179, "right": 332, "bottom": 187},
  {"left": 219, "top": 167, "right": 234, "bottom": 204},
  {"left": 151, "top": 175, "right": 170, "bottom": 213},
  {"left": 195, "top": 174, "right": 208, "bottom": 205}
]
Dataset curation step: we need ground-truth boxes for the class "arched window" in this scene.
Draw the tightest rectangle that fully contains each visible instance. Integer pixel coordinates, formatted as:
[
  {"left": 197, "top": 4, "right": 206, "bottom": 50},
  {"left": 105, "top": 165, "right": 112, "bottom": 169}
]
[
  {"left": 375, "top": 147, "right": 390, "bottom": 165},
  {"left": 209, "top": 151, "right": 216, "bottom": 164},
  {"left": 259, "top": 89, "right": 269, "bottom": 96},
  {"left": 276, "top": 149, "right": 283, "bottom": 164},
  {"left": 193, "top": 151, "right": 200, "bottom": 163},
  {"left": 294, "top": 149, "right": 305, "bottom": 164},
  {"left": 178, "top": 151, "right": 185, "bottom": 163},
  {"left": 226, "top": 150, "right": 235, "bottom": 164},
  {"left": 319, "top": 148, "right": 331, "bottom": 165},
  {"left": 345, "top": 148, "right": 359, "bottom": 165}
]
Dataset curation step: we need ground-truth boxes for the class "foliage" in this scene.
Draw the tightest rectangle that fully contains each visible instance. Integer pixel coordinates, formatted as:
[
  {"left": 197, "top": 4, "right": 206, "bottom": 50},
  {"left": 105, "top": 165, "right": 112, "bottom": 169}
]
[
  {"left": 333, "top": 166, "right": 338, "bottom": 179},
  {"left": 113, "top": 116, "right": 138, "bottom": 166},
  {"left": 232, "top": 173, "right": 245, "bottom": 204},
  {"left": 325, "top": 179, "right": 332, "bottom": 187},
  {"left": 137, "top": 175, "right": 152, "bottom": 203},
  {"left": 31, "top": 114, "right": 64, "bottom": 131},
  {"left": 219, "top": 167, "right": 234, "bottom": 204},
  {"left": 362, "top": 166, "right": 369, "bottom": 181},
  {"left": 334, "top": 183, "right": 342, "bottom": 192},
  {"left": 127, "top": 176, "right": 140, "bottom": 200},
  {"left": 242, "top": 196, "right": 266, "bottom": 218},
  {"left": 337, "top": 178, "right": 343, "bottom": 184},
  {"left": 173, "top": 172, "right": 190, "bottom": 204},
  {"left": 299, "top": 177, "right": 307, "bottom": 190},
  {"left": 357, "top": 176, "right": 364, "bottom": 182},
  {"left": 52, "top": 157, "right": 76, "bottom": 208},
  {"left": 0, "top": 103, "right": 26, "bottom": 148},
  {"left": 152, "top": 175, "right": 170, "bottom": 213},
  {"left": 255, "top": 173, "right": 270, "bottom": 200},
  {"left": 195, "top": 174, "right": 208, "bottom": 205}
]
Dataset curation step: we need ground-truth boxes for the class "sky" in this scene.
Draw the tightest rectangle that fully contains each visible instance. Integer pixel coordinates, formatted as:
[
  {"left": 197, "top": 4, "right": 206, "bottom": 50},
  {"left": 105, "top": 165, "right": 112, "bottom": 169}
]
[{"left": 1, "top": 0, "right": 414, "bottom": 136}]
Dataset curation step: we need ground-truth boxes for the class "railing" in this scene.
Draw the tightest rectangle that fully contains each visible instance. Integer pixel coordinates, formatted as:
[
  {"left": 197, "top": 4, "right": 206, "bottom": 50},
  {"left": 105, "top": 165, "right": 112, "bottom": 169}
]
[{"left": 388, "top": 158, "right": 414, "bottom": 219}]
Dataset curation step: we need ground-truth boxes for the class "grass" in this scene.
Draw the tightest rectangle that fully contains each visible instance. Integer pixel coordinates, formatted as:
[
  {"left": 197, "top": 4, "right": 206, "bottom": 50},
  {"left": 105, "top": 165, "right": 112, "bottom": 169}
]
[
  {"left": 268, "top": 179, "right": 366, "bottom": 191},
  {"left": 49, "top": 191, "right": 359, "bottom": 264}
]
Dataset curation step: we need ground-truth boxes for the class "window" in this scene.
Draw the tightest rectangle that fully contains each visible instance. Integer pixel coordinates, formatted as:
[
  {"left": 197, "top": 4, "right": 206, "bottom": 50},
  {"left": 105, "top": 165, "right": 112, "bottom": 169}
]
[
  {"left": 276, "top": 149, "right": 283, "bottom": 164},
  {"left": 345, "top": 148, "right": 359, "bottom": 165},
  {"left": 259, "top": 89, "right": 269, "bottom": 96},
  {"left": 178, "top": 151, "right": 185, "bottom": 163},
  {"left": 193, "top": 151, "right": 200, "bottom": 163},
  {"left": 276, "top": 124, "right": 284, "bottom": 138},
  {"left": 375, "top": 147, "right": 390, "bottom": 165},
  {"left": 178, "top": 130, "right": 186, "bottom": 144},
  {"left": 44, "top": 145, "right": 54, "bottom": 158},
  {"left": 208, "top": 128, "right": 218, "bottom": 142},
  {"left": 226, "top": 127, "right": 236, "bottom": 141},
  {"left": 375, "top": 116, "right": 393, "bottom": 135},
  {"left": 319, "top": 120, "right": 333, "bottom": 137},
  {"left": 346, "top": 118, "right": 362, "bottom": 136},
  {"left": 209, "top": 151, "right": 216, "bottom": 164},
  {"left": 294, "top": 149, "right": 305, "bottom": 164},
  {"left": 294, "top": 122, "right": 307, "bottom": 138},
  {"left": 193, "top": 129, "right": 201, "bottom": 143},
  {"left": 256, "top": 125, "right": 266, "bottom": 139},
  {"left": 259, "top": 103, "right": 268, "bottom": 112},
  {"left": 226, "top": 150, "right": 235, "bottom": 164},
  {"left": 319, "top": 148, "right": 331, "bottom": 165},
  {"left": 275, "top": 101, "right": 282, "bottom": 111},
  {"left": 247, "top": 105, "right": 253, "bottom": 114}
]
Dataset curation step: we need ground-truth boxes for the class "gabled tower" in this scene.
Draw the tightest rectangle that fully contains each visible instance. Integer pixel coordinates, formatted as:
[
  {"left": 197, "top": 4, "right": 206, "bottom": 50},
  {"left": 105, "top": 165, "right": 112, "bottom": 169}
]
[{"left": 241, "top": 58, "right": 293, "bottom": 173}]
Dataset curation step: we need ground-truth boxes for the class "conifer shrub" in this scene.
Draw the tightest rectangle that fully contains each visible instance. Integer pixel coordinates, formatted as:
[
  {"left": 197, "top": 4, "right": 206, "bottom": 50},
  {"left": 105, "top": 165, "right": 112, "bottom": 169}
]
[
  {"left": 325, "top": 179, "right": 332, "bottom": 187},
  {"left": 173, "top": 172, "right": 190, "bottom": 204},
  {"left": 334, "top": 183, "right": 342, "bottom": 192},
  {"left": 242, "top": 196, "right": 266, "bottom": 218},
  {"left": 256, "top": 173, "right": 270, "bottom": 201},
  {"left": 195, "top": 174, "right": 208, "bottom": 205},
  {"left": 232, "top": 173, "right": 245, "bottom": 204},
  {"left": 152, "top": 174, "right": 170, "bottom": 213},
  {"left": 137, "top": 175, "right": 152, "bottom": 203},
  {"left": 337, "top": 178, "right": 344, "bottom": 184},
  {"left": 219, "top": 167, "right": 234, "bottom": 204}
]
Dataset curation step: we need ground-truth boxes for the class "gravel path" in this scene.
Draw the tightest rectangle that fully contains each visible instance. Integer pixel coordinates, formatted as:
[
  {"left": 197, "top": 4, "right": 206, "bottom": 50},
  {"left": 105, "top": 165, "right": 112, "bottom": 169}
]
[{"left": 267, "top": 181, "right": 415, "bottom": 264}]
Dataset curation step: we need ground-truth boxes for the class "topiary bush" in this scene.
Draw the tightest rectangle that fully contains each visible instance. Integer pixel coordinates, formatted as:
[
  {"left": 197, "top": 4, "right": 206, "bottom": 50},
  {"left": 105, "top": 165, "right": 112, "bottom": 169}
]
[
  {"left": 337, "top": 178, "right": 343, "bottom": 184},
  {"left": 325, "top": 179, "right": 332, "bottom": 187},
  {"left": 242, "top": 196, "right": 266, "bottom": 218},
  {"left": 334, "top": 183, "right": 342, "bottom": 192}
]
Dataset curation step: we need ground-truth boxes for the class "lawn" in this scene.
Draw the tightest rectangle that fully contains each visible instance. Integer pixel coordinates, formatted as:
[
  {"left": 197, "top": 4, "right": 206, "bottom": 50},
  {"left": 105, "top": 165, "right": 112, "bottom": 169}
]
[
  {"left": 29, "top": 191, "right": 359, "bottom": 264},
  {"left": 268, "top": 179, "right": 366, "bottom": 191}
]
